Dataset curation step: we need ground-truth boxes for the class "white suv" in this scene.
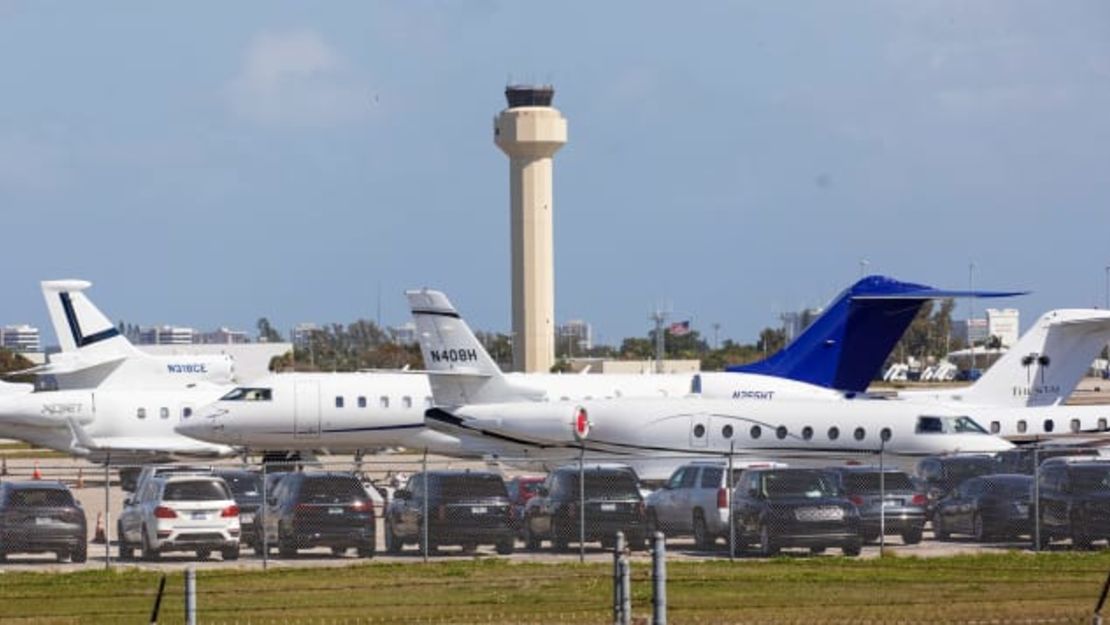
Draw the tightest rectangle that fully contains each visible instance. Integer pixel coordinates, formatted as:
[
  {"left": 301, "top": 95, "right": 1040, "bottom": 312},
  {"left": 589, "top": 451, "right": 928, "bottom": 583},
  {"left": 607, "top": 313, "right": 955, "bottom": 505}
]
[{"left": 118, "top": 475, "right": 240, "bottom": 561}]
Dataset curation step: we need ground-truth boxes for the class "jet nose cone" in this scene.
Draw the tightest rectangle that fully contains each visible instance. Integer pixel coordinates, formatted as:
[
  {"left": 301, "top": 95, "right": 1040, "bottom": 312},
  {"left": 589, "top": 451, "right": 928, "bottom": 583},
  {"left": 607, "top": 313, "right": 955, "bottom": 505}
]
[{"left": 175, "top": 410, "right": 225, "bottom": 442}]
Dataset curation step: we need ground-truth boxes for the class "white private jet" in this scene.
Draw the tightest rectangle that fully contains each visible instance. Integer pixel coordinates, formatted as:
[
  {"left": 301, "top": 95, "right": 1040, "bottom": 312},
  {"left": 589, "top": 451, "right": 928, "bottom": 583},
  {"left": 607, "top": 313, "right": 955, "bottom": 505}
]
[
  {"left": 0, "top": 280, "right": 237, "bottom": 466},
  {"left": 177, "top": 275, "right": 1012, "bottom": 458},
  {"left": 407, "top": 289, "right": 1013, "bottom": 481}
]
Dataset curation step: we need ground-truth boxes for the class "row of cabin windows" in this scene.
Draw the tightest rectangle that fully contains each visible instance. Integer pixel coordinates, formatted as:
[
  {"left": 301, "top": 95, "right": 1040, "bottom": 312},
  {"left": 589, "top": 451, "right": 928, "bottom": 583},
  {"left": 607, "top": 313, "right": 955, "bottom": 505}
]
[
  {"left": 988, "top": 417, "right": 1109, "bottom": 435},
  {"left": 137, "top": 407, "right": 194, "bottom": 420},
  {"left": 334, "top": 396, "right": 433, "bottom": 410},
  {"left": 692, "top": 422, "right": 893, "bottom": 443}
]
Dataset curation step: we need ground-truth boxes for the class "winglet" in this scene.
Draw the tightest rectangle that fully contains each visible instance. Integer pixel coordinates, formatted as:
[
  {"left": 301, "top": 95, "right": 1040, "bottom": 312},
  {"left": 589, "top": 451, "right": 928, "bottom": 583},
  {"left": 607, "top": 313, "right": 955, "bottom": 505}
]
[{"left": 728, "top": 275, "right": 1027, "bottom": 393}]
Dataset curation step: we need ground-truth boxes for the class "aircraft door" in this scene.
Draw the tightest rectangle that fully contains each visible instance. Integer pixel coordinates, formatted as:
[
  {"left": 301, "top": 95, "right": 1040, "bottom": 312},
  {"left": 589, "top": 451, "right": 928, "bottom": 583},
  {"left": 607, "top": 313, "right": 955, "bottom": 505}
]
[
  {"left": 690, "top": 415, "right": 710, "bottom": 448},
  {"left": 294, "top": 382, "right": 321, "bottom": 439}
]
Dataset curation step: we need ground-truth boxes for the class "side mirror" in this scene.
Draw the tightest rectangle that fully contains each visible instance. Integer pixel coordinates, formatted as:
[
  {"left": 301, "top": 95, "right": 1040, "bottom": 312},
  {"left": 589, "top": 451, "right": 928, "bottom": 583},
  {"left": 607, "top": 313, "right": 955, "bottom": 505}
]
[{"left": 123, "top": 498, "right": 133, "bottom": 506}]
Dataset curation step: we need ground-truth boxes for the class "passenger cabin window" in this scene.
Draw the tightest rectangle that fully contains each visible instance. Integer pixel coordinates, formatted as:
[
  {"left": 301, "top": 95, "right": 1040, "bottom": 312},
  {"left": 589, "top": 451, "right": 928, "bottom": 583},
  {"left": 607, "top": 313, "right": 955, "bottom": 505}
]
[
  {"left": 402, "top": 396, "right": 413, "bottom": 409},
  {"left": 990, "top": 421, "right": 1000, "bottom": 434},
  {"left": 693, "top": 424, "right": 706, "bottom": 438},
  {"left": 750, "top": 425, "right": 762, "bottom": 439},
  {"left": 380, "top": 396, "right": 389, "bottom": 409},
  {"left": 775, "top": 425, "right": 788, "bottom": 440},
  {"left": 335, "top": 396, "right": 344, "bottom": 409},
  {"left": 160, "top": 407, "right": 169, "bottom": 419},
  {"left": 916, "top": 416, "right": 944, "bottom": 434},
  {"left": 1100, "top": 418, "right": 1108, "bottom": 431},
  {"left": 880, "top": 427, "right": 892, "bottom": 442},
  {"left": 854, "top": 427, "right": 866, "bottom": 441},
  {"left": 1071, "top": 419, "right": 1081, "bottom": 433},
  {"left": 1017, "top": 420, "right": 1028, "bottom": 434},
  {"left": 137, "top": 408, "right": 146, "bottom": 419},
  {"left": 357, "top": 396, "right": 367, "bottom": 408},
  {"left": 182, "top": 407, "right": 193, "bottom": 419},
  {"left": 828, "top": 426, "right": 840, "bottom": 441},
  {"left": 1043, "top": 419, "right": 1054, "bottom": 433},
  {"left": 722, "top": 424, "right": 734, "bottom": 439},
  {"left": 801, "top": 426, "right": 814, "bottom": 440},
  {"left": 220, "top": 388, "right": 272, "bottom": 401}
]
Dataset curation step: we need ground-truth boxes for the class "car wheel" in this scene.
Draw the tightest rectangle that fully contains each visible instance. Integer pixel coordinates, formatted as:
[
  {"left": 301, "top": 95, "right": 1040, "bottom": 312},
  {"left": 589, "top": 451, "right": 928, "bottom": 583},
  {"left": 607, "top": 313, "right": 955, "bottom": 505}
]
[
  {"left": 523, "top": 523, "right": 541, "bottom": 552},
  {"left": 141, "top": 528, "right": 160, "bottom": 562},
  {"left": 196, "top": 548, "right": 212, "bottom": 560},
  {"left": 551, "top": 521, "right": 570, "bottom": 552},
  {"left": 331, "top": 546, "right": 348, "bottom": 557},
  {"left": 973, "top": 514, "right": 990, "bottom": 542},
  {"left": 933, "top": 515, "right": 950, "bottom": 541},
  {"left": 757, "top": 524, "right": 778, "bottom": 557},
  {"left": 901, "top": 527, "right": 923, "bottom": 545},
  {"left": 842, "top": 540, "right": 862, "bottom": 557},
  {"left": 222, "top": 546, "right": 239, "bottom": 561},
  {"left": 252, "top": 528, "right": 268, "bottom": 556},
  {"left": 385, "top": 521, "right": 403, "bottom": 555},
  {"left": 72, "top": 542, "right": 87, "bottom": 564},
  {"left": 55, "top": 551, "right": 67, "bottom": 563},
  {"left": 495, "top": 536, "right": 514, "bottom": 555},
  {"left": 627, "top": 533, "right": 648, "bottom": 551},
  {"left": 693, "top": 511, "right": 712, "bottom": 550},
  {"left": 357, "top": 540, "right": 375, "bottom": 559},
  {"left": 729, "top": 524, "right": 744, "bottom": 557},
  {"left": 461, "top": 541, "right": 478, "bottom": 554},
  {"left": 117, "top": 523, "right": 132, "bottom": 561},
  {"left": 1072, "top": 527, "right": 1093, "bottom": 551},
  {"left": 809, "top": 546, "right": 826, "bottom": 555},
  {"left": 861, "top": 532, "right": 880, "bottom": 544},
  {"left": 418, "top": 530, "right": 437, "bottom": 555}
]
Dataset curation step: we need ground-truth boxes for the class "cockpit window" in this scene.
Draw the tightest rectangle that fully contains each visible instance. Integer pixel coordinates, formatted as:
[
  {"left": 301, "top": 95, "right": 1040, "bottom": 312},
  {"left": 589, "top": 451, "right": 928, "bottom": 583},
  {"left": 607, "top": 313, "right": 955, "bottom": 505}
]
[
  {"left": 220, "top": 387, "right": 272, "bottom": 401},
  {"left": 916, "top": 415, "right": 989, "bottom": 435},
  {"left": 949, "top": 416, "right": 988, "bottom": 434}
]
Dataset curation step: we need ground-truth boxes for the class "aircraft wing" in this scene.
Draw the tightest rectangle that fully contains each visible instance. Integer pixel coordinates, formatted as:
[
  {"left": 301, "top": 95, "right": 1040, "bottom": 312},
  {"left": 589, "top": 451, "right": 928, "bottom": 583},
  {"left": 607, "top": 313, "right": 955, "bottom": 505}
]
[
  {"left": 3, "top": 356, "right": 126, "bottom": 378},
  {"left": 65, "top": 417, "right": 235, "bottom": 458}
]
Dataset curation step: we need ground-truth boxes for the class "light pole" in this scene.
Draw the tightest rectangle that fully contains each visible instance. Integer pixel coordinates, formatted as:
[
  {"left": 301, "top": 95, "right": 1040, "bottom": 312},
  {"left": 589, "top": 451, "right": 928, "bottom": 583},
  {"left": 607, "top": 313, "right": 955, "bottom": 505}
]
[
  {"left": 968, "top": 262, "right": 976, "bottom": 375},
  {"left": 1104, "top": 265, "right": 1109, "bottom": 310},
  {"left": 859, "top": 258, "right": 870, "bottom": 278}
]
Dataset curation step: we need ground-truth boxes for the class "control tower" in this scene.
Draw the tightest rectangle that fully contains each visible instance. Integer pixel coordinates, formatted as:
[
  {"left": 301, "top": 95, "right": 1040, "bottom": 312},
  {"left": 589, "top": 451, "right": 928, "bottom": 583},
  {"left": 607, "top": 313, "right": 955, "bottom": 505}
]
[{"left": 494, "top": 85, "right": 567, "bottom": 373}]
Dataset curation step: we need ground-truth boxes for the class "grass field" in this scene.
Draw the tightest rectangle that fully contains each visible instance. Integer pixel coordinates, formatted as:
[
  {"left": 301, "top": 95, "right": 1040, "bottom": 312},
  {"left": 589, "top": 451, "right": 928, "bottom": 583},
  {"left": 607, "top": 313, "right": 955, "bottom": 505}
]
[{"left": 0, "top": 552, "right": 1107, "bottom": 624}]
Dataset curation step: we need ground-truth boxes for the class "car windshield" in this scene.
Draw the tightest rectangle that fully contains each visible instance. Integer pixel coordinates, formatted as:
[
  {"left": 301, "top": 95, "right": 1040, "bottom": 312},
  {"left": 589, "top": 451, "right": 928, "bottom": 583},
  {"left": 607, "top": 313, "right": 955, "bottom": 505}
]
[
  {"left": 7, "top": 489, "right": 74, "bottom": 507},
  {"left": 564, "top": 472, "right": 641, "bottom": 500},
  {"left": 762, "top": 471, "right": 838, "bottom": 499},
  {"left": 842, "top": 472, "right": 915, "bottom": 493},
  {"left": 163, "top": 480, "right": 231, "bottom": 501},
  {"left": 983, "top": 479, "right": 1032, "bottom": 498},
  {"left": 298, "top": 477, "right": 366, "bottom": 504},
  {"left": 217, "top": 472, "right": 262, "bottom": 497},
  {"left": 945, "top": 459, "right": 995, "bottom": 482},
  {"left": 433, "top": 475, "right": 507, "bottom": 499},
  {"left": 1071, "top": 467, "right": 1110, "bottom": 493}
]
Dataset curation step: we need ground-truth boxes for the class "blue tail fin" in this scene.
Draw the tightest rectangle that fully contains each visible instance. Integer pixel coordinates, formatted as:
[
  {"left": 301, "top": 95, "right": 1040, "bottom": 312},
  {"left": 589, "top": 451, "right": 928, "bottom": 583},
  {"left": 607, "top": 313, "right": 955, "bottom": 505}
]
[{"left": 727, "top": 275, "right": 1025, "bottom": 393}]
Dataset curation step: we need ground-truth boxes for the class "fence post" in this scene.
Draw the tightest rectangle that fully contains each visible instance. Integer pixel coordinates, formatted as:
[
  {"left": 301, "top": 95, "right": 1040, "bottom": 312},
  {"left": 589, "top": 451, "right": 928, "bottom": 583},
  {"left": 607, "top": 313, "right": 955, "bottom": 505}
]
[
  {"left": 422, "top": 448, "right": 429, "bottom": 563},
  {"left": 579, "top": 446, "right": 586, "bottom": 564},
  {"left": 620, "top": 539, "right": 631, "bottom": 625},
  {"left": 104, "top": 460, "right": 111, "bottom": 569},
  {"left": 1033, "top": 445, "right": 1041, "bottom": 552},
  {"left": 728, "top": 442, "right": 735, "bottom": 562},
  {"left": 149, "top": 574, "right": 167, "bottom": 625},
  {"left": 613, "top": 531, "right": 625, "bottom": 625},
  {"left": 185, "top": 565, "right": 197, "bottom": 625},
  {"left": 261, "top": 462, "right": 268, "bottom": 570},
  {"left": 652, "top": 531, "right": 666, "bottom": 625},
  {"left": 1092, "top": 570, "right": 1110, "bottom": 625}
]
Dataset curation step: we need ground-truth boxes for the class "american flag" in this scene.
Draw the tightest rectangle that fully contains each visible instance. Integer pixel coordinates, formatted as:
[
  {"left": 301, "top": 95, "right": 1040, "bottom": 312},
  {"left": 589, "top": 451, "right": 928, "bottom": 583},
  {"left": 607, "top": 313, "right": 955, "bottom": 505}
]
[{"left": 668, "top": 320, "right": 691, "bottom": 336}]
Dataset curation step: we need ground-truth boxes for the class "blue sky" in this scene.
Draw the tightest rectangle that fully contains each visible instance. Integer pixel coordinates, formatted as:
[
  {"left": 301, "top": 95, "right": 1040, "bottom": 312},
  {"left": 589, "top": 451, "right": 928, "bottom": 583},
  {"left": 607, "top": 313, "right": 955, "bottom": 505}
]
[{"left": 2, "top": 1, "right": 1108, "bottom": 346}]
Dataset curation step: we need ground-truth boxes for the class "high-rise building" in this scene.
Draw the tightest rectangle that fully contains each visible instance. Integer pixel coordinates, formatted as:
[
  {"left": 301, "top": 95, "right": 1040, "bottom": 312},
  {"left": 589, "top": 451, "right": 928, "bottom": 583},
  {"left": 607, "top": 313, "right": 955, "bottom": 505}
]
[
  {"left": 138, "top": 325, "right": 196, "bottom": 345},
  {"left": 557, "top": 319, "right": 593, "bottom": 354},
  {"left": 0, "top": 324, "right": 41, "bottom": 353},
  {"left": 495, "top": 85, "right": 567, "bottom": 373}
]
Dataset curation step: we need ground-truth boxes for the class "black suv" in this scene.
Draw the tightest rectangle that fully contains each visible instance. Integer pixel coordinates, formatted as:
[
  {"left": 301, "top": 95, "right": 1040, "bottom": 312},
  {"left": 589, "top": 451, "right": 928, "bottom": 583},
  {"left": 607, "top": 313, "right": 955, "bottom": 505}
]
[
  {"left": 933, "top": 474, "right": 1032, "bottom": 541},
  {"left": 993, "top": 448, "right": 1101, "bottom": 475},
  {"left": 731, "top": 468, "right": 861, "bottom": 556},
  {"left": 828, "top": 467, "right": 926, "bottom": 545},
  {"left": 522, "top": 465, "right": 647, "bottom": 551},
  {"left": 385, "top": 470, "right": 514, "bottom": 555},
  {"left": 1036, "top": 459, "right": 1110, "bottom": 549},
  {"left": 214, "top": 469, "right": 263, "bottom": 549},
  {"left": 0, "top": 481, "right": 87, "bottom": 562},
  {"left": 257, "top": 471, "right": 375, "bottom": 558}
]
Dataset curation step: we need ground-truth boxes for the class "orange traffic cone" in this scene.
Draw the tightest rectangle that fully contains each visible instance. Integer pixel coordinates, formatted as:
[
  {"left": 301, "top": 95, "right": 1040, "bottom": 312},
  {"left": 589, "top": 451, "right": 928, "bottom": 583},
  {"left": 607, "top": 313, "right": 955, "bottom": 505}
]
[
  {"left": 75, "top": 468, "right": 85, "bottom": 489},
  {"left": 31, "top": 461, "right": 42, "bottom": 480},
  {"left": 91, "top": 512, "right": 106, "bottom": 544}
]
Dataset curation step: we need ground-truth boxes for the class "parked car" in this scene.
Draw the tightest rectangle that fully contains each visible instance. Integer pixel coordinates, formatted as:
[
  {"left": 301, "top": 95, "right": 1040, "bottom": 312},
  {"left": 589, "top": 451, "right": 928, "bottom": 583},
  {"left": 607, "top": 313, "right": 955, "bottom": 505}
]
[
  {"left": 523, "top": 465, "right": 647, "bottom": 551},
  {"left": 993, "top": 447, "right": 1102, "bottom": 475},
  {"left": 0, "top": 481, "right": 87, "bottom": 562},
  {"left": 257, "top": 471, "right": 375, "bottom": 558},
  {"left": 213, "top": 468, "right": 263, "bottom": 549},
  {"left": 118, "top": 474, "right": 240, "bottom": 561},
  {"left": 645, "top": 461, "right": 749, "bottom": 549},
  {"left": 507, "top": 476, "right": 545, "bottom": 533},
  {"left": 933, "top": 474, "right": 1033, "bottom": 541},
  {"left": 385, "top": 470, "right": 514, "bottom": 555},
  {"left": 915, "top": 455, "right": 997, "bottom": 518},
  {"left": 829, "top": 466, "right": 926, "bottom": 544},
  {"left": 126, "top": 464, "right": 213, "bottom": 494},
  {"left": 1036, "top": 458, "right": 1110, "bottom": 549},
  {"left": 731, "top": 468, "right": 861, "bottom": 556}
]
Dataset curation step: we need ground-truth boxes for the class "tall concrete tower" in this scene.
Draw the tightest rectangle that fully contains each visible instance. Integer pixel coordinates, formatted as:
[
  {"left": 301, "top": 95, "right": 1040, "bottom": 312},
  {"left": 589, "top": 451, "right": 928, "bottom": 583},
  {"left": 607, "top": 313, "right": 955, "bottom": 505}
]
[{"left": 494, "top": 85, "right": 567, "bottom": 373}]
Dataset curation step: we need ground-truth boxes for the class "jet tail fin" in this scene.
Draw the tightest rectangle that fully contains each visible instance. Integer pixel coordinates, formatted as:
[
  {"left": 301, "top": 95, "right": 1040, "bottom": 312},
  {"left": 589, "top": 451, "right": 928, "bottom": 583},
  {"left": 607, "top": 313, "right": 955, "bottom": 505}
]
[
  {"left": 961, "top": 309, "right": 1110, "bottom": 407},
  {"left": 406, "top": 289, "right": 544, "bottom": 406},
  {"left": 41, "top": 280, "right": 139, "bottom": 360},
  {"left": 728, "top": 275, "right": 1025, "bottom": 393}
]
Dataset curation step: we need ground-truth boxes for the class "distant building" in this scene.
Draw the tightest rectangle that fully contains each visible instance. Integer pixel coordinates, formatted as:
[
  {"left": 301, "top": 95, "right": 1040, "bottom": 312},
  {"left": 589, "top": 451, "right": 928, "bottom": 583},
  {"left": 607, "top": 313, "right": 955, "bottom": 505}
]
[
  {"left": 199, "top": 327, "right": 249, "bottom": 345},
  {"left": 138, "top": 325, "right": 196, "bottom": 345},
  {"left": 0, "top": 324, "right": 41, "bottom": 353},
  {"left": 781, "top": 308, "right": 822, "bottom": 342},
  {"left": 564, "top": 357, "right": 700, "bottom": 375},
  {"left": 557, "top": 319, "right": 593, "bottom": 353},
  {"left": 291, "top": 323, "right": 320, "bottom": 347},
  {"left": 389, "top": 322, "right": 417, "bottom": 345},
  {"left": 954, "top": 309, "right": 1019, "bottom": 347}
]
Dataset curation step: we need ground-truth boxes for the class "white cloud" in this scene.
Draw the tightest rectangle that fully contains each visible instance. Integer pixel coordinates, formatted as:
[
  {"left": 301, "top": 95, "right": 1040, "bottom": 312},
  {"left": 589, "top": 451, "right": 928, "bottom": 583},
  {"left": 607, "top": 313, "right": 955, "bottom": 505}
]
[{"left": 227, "top": 30, "right": 369, "bottom": 127}]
